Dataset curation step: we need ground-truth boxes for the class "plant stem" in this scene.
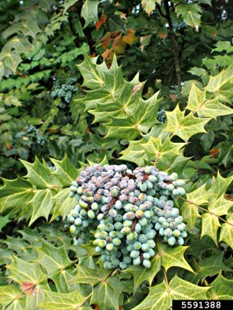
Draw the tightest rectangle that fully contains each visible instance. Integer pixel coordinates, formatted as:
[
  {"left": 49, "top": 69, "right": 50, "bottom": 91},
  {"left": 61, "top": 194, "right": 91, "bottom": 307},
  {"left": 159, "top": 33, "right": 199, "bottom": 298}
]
[{"left": 163, "top": 0, "right": 183, "bottom": 104}]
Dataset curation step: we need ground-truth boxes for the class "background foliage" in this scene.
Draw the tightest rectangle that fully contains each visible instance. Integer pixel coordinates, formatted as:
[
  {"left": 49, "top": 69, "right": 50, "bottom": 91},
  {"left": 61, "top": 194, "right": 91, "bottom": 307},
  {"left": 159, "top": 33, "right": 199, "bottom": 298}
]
[{"left": 0, "top": 0, "right": 233, "bottom": 309}]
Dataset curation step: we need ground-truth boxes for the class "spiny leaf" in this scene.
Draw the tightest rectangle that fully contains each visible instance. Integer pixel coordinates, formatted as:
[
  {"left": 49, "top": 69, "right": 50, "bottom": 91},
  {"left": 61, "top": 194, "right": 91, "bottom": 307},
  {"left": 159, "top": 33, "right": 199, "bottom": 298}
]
[
  {"left": 77, "top": 55, "right": 105, "bottom": 89},
  {"left": 37, "top": 240, "right": 73, "bottom": 275},
  {"left": 200, "top": 193, "right": 233, "bottom": 244},
  {"left": 201, "top": 213, "right": 220, "bottom": 244},
  {"left": 0, "top": 156, "right": 77, "bottom": 223},
  {"left": 187, "top": 84, "right": 233, "bottom": 118},
  {"left": 219, "top": 213, "right": 233, "bottom": 249},
  {"left": 1, "top": 50, "right": 22, "bottom": 74},
  {"left": 140, "top": 136, "right": 186, "bottom": 170},
  {"left": 18, "top": 227, "right": 42, "bottom": 245},
  {"left": 157, "top": 242, "right": 194, "bottom": 273},
  {"left": 120, "top": 138, "right": 148, "bottom": 166},
  {"left": 208, "top": 195, "right": 233, "bottom": 217},
  {"left": 63, "top": 0, "right": 79, "bottom": 14},
  {"left": 0, "top": 285, "right": 23, "bottom": 309},
  {"left": 29, "top": 189, "right": 55, "bottom": 226},
  {"left": 165, "top": 105, "right": 210, "bottom": 141},
  {"left": 42, "top": 289, "right": 87, "bottom": 309},
  {"left": 3, "top": 236, "right": 28, "bottom": 255},
  {"left": 76, "top": 55, "right": 161, "bottom": 140},
  {"left": 133, "top": 275, "right": 209, "bottom": 310},
  {"left": 21, "top": 157, "right": 61, "bottom": 189},
  {"left": 185, "top": 183, "right": 211, "bottom": 206},
  {"left": 50, "top": 188, "right": 77, "bottom": 221},
  {"left": 208, "top": 274, "right": 233, "bottom": 300},
  {"left": 181, "top": 199, "right": 201, "bottom": 229},
  {"left": 81, "top": 0, "right": 99, "bottom": 28},
  {"left": 196, "top": 252, "right": 231, "bottom": 280},
  {"left": 90, "top": 275, "right": 124, "bottom": 310},
  {"left": 50, "top": 155, "right": 79, "bottom": 187},
  {"left": 205, "top": 64, "right": 233, "bottom": 93},
  {"left": 120, "top": 135, "right": 186, "bottom": 170},
  {"left": 74, "top": 265, "right": 112, "bottom": 286},
  {"left": 2, "top": 35, "right": 32, "bottom": 58},
  {"left": 0, "top": 214, "right": 11, "bottom": 231},
  {"left": 207, "top": 172, "right": 233, "bottom": 199},
  {"left": 0, "top": 177, "right": 34, "bottom": 216},
  {"left": 7, "top": 256, "right": 48, "bottom": 284},
  {"left": 36, "top": 240, "right": 75, "bottom": 292},
  {"left": 106, "top": 94, "right": 161, "bottom": 139},
  {"left": 125, "top": 253, "right": 161, "bottom": 293},
  {"left": 6, "top": 257, "right": 50, "bottom": 306}
]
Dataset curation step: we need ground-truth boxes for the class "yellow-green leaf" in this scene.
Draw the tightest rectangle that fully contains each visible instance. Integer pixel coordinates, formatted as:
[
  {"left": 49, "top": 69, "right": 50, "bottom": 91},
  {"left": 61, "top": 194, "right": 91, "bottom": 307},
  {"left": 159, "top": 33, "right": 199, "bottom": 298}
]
[
  {"left": 219, "top": 213, "right": 233, "bottom": 249},
  {"left": 133, "top": 275, "right": 209, "bottom": 310},
  {"left": 120, "top": 135, "right": 186, "bottom": 170},
  {"left": 0, "top": 285, "right": 21, "bottom": 308},
  {"left": 21, "top": 157, "right": 61, "bottom": 189},
  {"left": 74, "top": 265, "right": 112, "bottom": 286},
  {"left": 201, "top": 213, "right": 221, "bottom": 244},
  {"left": 157, "top": 242, "right": 194, "bottom": 273},
  {"left": 29, "top": 189, "right": 55, "bottom": 226},
  {"left": 0, "top": 177, "right": 34, "bottom": 216},
  {"left": 165, "top": 105, "right": 210, "bottom": 141},
  {"left": 36, "top": 240, "right": 75, "bottom": 292},
  {"left": 42, "top": 290, "right": 87, "bottom": 309},
  {"left": 7, "top": 256, "right": 49, "bottom": 286},
  {"left": 187, "top": 84, "right": 233, "bottom": 118},
  {"left": 205, "top": 64, "right": 233, "bottom": 93}
]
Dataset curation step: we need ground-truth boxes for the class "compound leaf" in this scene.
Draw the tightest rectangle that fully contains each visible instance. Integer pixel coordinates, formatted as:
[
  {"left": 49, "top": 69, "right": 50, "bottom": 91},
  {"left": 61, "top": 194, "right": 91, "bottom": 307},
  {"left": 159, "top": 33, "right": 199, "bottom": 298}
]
[
  {"left": 76, "top": 55, "right": 161, "bottom": 141},
  {"left": 36, "top": 240, "right": 75, "bottom": 292}
]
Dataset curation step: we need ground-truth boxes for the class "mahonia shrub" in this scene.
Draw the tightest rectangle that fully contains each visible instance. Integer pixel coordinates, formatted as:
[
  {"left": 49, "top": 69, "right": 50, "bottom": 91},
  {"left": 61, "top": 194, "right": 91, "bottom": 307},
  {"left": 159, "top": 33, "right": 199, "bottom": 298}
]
[{"left": 0, "top": 52, "right": 232, "bottom": 310}]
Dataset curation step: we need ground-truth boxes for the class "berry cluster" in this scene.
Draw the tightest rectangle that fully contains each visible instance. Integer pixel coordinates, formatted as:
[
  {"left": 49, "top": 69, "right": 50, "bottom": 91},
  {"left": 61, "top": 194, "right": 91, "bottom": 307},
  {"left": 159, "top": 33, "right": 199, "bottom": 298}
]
[
  {"left": 16, "top": 125, "right": 46, "bottom": 148},
  {"left": 51, "top": 77, "right": 78, "bottom": 105},
  {"left": 66, "top": 164, "right": 187, "bottom": 269}
]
